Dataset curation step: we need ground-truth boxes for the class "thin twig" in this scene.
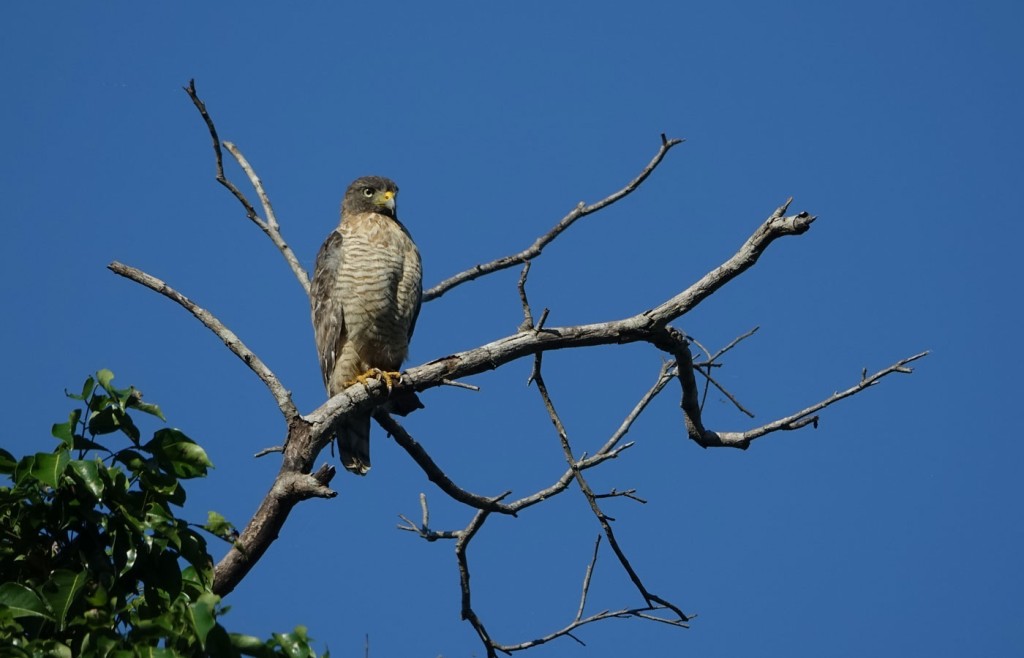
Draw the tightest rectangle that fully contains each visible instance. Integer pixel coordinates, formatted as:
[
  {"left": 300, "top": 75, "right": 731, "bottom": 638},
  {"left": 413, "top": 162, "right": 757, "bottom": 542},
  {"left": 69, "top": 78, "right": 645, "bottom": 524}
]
[
  {"left": 735, "top": 351, "right": 931, "bottom": 444},
  {"left": 423, "top": 136, "right": 685, "bottom": 302},
  {"left": 593, "top": 489, "right": 648, "bottom": 504},
  {"left": 184, "top": 80, "right": 310, "bottom": 295},
  {"left": 517, "top": 260, "right": 534, "bottom": 330},
  {"left": 576, "top": 535, "right": 602, "bottom": 622},
  {"left": 493, "top": 605, "right": 688, "bottom": 653},
  {"left": 710, "top": 326, "right": 759, "bottom": 362},
  {"left": 691, "top": 326, "right": 760, "bottom": 417},
  {"left": 440, "top": 378, "right": 480, "bottom": 391},
  {"left": 396, "top": 499, "right": 463, "bottom": 542},
  {"left": 222, "top": 142, "right": 310, "bottom": 294},
  {"left": 697, "top": 368, "right": 756, "bottom": 418}
]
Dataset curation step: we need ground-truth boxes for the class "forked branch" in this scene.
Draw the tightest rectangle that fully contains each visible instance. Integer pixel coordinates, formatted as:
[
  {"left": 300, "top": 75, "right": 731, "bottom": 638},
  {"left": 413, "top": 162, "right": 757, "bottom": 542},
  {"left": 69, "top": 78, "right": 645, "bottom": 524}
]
[{"left": 184, "top": 79, "right": 310, "bottom": 295}]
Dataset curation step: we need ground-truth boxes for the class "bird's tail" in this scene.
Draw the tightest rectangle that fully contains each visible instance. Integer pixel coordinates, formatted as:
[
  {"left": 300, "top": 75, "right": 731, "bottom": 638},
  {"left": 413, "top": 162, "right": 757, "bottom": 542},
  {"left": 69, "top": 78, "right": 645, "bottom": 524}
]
[{"left": 338, "top": 411, "right": 372, "bottom": 475}]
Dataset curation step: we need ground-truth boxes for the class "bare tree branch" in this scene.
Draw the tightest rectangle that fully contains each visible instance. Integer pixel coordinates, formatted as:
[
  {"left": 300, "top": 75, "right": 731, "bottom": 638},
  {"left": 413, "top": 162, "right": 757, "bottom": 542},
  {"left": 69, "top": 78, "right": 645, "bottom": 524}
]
[
  {"left": 113, "top": 87, "right": 929, "bottom": 649},
  {"left": 494, "top": 605, "right": 688, "bottom": 653},
  {"left": 107, "top": 260, "right": 298, "bottom": 420},
  {"left": 517, "top": 260, "right": 534, "bottom": 331},
  {"left": 696, "top": 365, "right": 756, "bottom": 418},
  {"left": 374, "top": 409, "right": 514, "bottom": 514},
  {"left": 659, "top": 327, "right": 929, "bottom": 448},
  {"left": 396, "top": 494, "right": 464, "bottom": 541},
  {"left": 577, "top": 535, "right": 602, "bottom": 622},
  {"left": 710, "top": 325, "right": 760, "bottom": 362},
  {"left": 184, "top": 80, "right": 310, "bottom": 295},
  {"left": 222, "top": 142, "right": 310, "bottom": 295},
  {"left": 455, "top": 510, "right": 499, "bottom": 657},
  {"left": 423, "top": 135, "right": 685, "bottom": 302},
  {"left": 531, "top": 354, "right": 690, "bottom": 623},
  {"left": 593, "top": 489, "right": 647, "bottom": 504},
  {"left": 212, "top": 461, "right": 337, "bottom": 592}
]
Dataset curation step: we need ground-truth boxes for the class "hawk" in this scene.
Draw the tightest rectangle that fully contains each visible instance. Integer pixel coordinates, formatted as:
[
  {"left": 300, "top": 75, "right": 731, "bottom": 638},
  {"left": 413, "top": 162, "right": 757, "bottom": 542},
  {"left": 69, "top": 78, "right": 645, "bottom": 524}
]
[{"left": 310, "top": 176, "right": 423, "bottom": 475}]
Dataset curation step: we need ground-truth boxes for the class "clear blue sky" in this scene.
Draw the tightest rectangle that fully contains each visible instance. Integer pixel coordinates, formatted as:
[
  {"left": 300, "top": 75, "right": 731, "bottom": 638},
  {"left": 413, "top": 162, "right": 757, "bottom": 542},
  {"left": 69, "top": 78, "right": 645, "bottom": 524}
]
[{"left": 2, "top": 2, "right": 1021, "bottom": 656}]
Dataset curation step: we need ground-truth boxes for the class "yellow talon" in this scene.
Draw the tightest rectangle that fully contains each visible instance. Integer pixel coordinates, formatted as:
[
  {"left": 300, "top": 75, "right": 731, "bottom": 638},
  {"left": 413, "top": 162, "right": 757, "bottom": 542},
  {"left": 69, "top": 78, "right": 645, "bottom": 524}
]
[{"left": 344, "top": 368, "right": 402, "bottom": 392}]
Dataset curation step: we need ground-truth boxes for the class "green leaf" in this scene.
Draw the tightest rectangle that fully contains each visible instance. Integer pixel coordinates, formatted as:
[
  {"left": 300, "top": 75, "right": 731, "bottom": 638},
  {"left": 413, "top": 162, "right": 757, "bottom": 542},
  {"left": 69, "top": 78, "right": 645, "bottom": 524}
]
[
  {"left": 65, "top": 375, "right": 94, "bottom": 402},
  {"left": 229, "top": 633, "right": 267, "bottom": 652},
  {"left": 203, "top": 511, "right": 237, "bottom": 542},
  {"left": 84, "top": 582, "right": 109, "bottom": 607},
  {"left": 146, "top": 429, "right": 213, "bottom": 478},
  {"left": 137, "top": 648, "right": 180, "bottom": 658},
  {"left": 88, "top": 405, "right": 141, "bottom": 441},
  {"left": 139, "top": 465, "right": 180, "bottom": 496},
  {"left": 273, "top": 626, "right": 316, "bottom": 658},
  {"left": 114, "top": 448, "right": 146, "bottom": 475},
  {"left": 30, "top": 450, "right": 70, "bottom": 488},
  {"left": 188, "top": 592, "right": 220, "bottom": 648},
  {"left": 88, "top": 407, "right": 121, "bottom": 436},
  {"left": 13, "top": 454, "right": 36, "bottom": 485},
  {"left": 139, "top": 548, "right": 183, "bottom": 601},
  {"left": 51, "top": 410, "right": 81, "bottom": 448},
  {"left": 118, "top": 411, "right": 141, "bottom": 442},
  {"left": 127, "top": 395, "right": 166, "bottom": 422},
  {"left": 120, "top": 546, "right": 138, "bottom": 576},
  {"left": 68, "top": 459, "right": 104, "bottom": 499},
  {"left": 87, "top": 393, "right": 111, "bottom": 414},
  {"left": 0, "top": 582, "right": 52, "bottom": 620},
  {"left": 96, "top": 369, "right": 116, "bottom": 393},
  {"left": 41, "top": 569, "right": 87, "bottom": 631},
  {"left": 81, "top": 374, "right": 96, "bottom": 401},
  {"left": 179, "top": 532, "right": 213, "bottom": 583},
  {"left": 72, "top": 434, "right": 107, "bottom": 452},
  {"left": 0, "top": 448, "right": 16, "bottom": 475}
]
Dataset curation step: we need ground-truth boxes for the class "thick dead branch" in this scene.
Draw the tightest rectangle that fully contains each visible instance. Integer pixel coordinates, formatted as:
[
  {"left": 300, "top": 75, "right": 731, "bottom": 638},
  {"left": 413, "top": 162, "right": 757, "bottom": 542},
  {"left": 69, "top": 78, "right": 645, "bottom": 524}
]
[
  {"left": 212, "top": 463, "right": 336, "bottom": 593},
  {"left": 423, "top": 135, "right": 685, "bottom": 302}
]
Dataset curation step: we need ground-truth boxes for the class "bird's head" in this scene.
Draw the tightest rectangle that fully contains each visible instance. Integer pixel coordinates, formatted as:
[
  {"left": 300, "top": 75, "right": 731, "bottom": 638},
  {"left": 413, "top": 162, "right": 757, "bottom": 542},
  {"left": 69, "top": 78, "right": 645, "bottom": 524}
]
[{"left": 342, "top": 175, "right": 399, "bottom": 218}]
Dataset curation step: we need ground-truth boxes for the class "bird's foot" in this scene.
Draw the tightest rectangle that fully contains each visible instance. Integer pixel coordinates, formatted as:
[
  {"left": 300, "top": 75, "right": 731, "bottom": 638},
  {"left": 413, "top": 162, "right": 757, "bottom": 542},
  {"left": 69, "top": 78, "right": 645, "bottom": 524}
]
[{"left": 346, "top": 368, "right": 402, "bottom": 392}]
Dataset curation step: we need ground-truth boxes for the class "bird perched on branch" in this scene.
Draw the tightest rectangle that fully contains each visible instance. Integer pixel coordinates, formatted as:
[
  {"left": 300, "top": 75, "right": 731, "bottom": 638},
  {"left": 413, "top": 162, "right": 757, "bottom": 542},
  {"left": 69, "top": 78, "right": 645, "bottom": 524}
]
[{"left": 310, "top": 176, "right": 423, "bottom": 475}]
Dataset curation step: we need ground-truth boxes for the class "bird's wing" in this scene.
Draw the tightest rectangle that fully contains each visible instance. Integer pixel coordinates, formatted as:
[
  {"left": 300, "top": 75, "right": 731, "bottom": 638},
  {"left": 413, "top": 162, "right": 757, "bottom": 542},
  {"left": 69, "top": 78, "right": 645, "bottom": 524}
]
[
  {"left": 406, "top": 257, "right": 423, "bottom": 342},
  {"left": 310, "top": 229, "right": 347, "bottom": 391},
  {"left": 396, "top": 220, "right": 423, "bottom": 342}
]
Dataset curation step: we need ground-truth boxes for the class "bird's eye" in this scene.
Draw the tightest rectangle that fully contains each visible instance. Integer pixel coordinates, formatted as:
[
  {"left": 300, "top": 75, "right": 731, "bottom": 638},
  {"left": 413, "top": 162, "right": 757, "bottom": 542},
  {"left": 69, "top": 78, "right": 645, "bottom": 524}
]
[{"left": 362, "top": 187, "right": 375, "bottom": 197}]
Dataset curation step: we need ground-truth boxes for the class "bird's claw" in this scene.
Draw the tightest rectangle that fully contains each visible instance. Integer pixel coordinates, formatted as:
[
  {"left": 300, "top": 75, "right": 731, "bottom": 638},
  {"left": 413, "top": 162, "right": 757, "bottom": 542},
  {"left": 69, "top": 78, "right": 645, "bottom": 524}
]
[{"left": 345, "top": 368, "right": 402, "bottom": 393}]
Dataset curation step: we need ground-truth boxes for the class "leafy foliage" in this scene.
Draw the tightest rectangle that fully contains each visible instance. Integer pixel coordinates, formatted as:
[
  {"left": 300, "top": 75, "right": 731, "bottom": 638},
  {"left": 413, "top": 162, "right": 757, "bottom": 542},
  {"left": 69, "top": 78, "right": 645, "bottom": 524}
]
[{"left": 0, "top": 371, "right": 325, "bottom": 658}]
